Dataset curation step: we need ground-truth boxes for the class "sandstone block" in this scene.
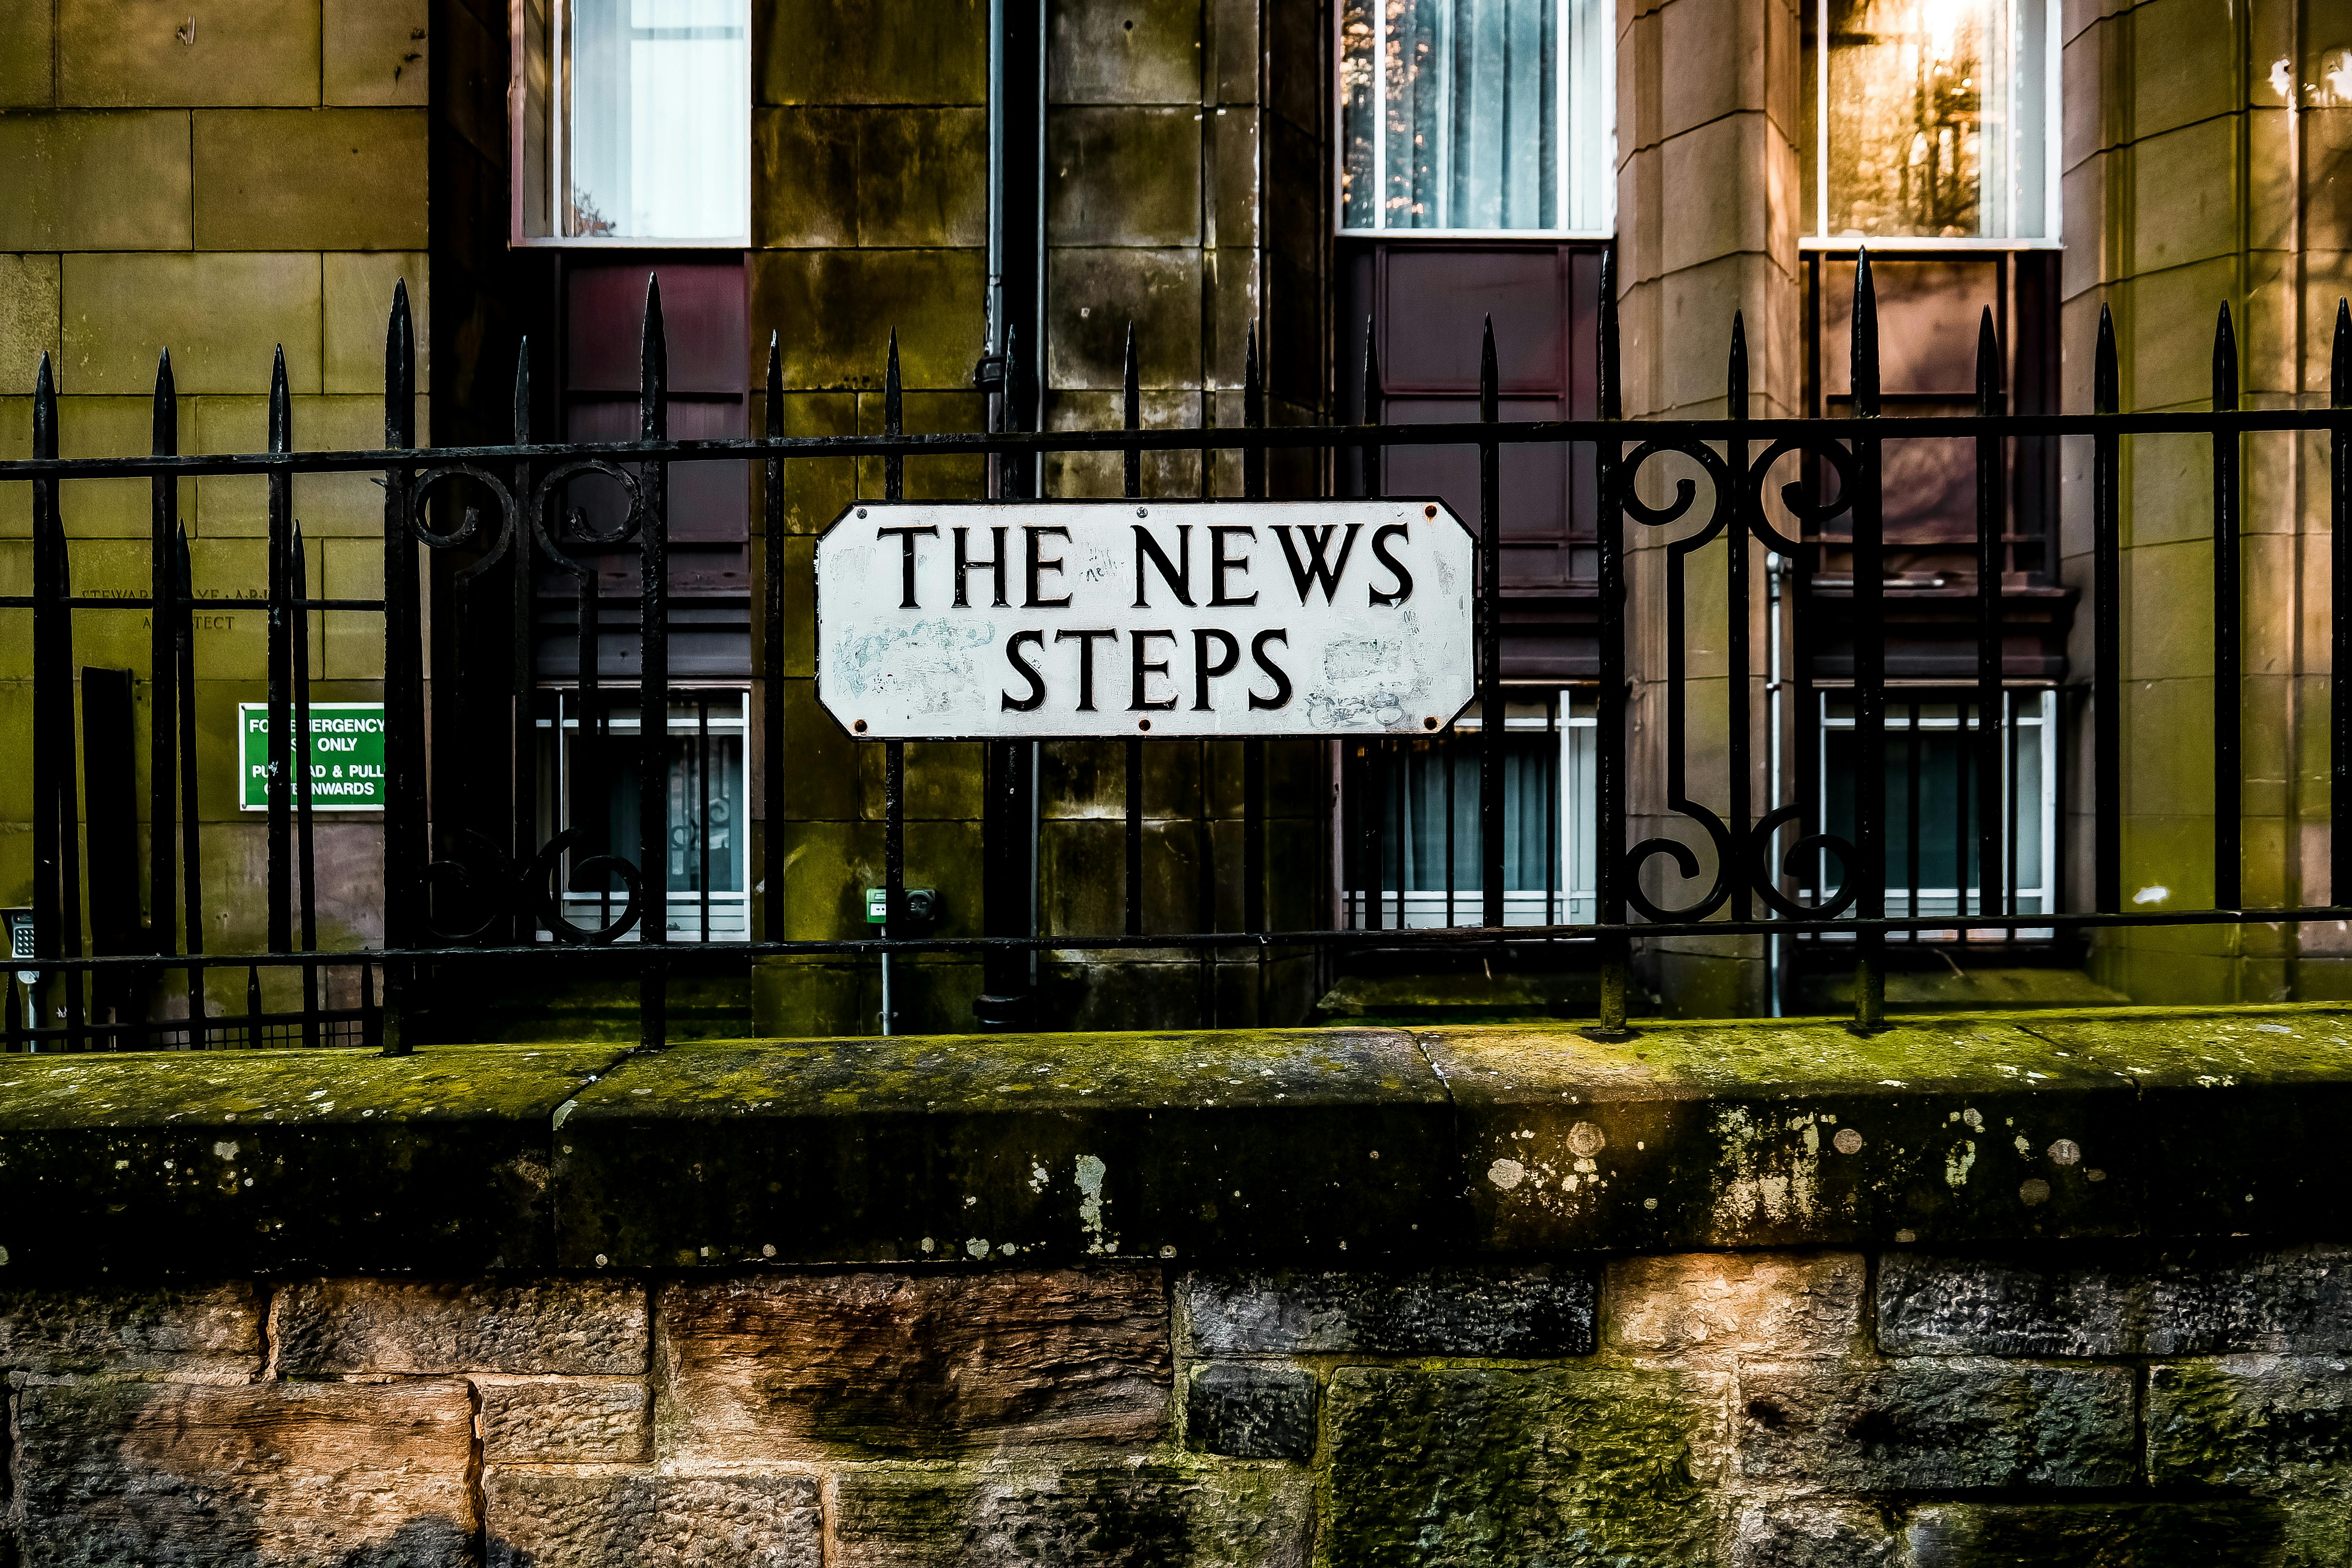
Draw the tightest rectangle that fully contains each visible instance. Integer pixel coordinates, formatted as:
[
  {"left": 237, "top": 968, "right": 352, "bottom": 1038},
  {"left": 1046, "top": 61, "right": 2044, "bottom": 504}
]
[
  {"left": 58, "top": 0, "right": 319, "bottom": 107},
  {"left": 273, "top": 1277, "right": 648, "bottom": 1375},
  {"left": 1322, "top": 1364, "right": 1727, "bottom": 1568},
  {"left": 0, "top": 254, "right": 62, "bottom": 383},
  {"left": 0, "top": 1282, "right": 260, "bottom": 1375},
  {"left": 485, "top": 1471, "right": 821, "bottom": 1568},
  {"left": 1738, "top": 1360, "right": 2137, "bottom": 1490},
  {"left": 1879, "top": 1245, "right": 2352, "bottom": 1357},
  {"left": 62, "top": 252, "right": 321, "bottom": 396},
  {"left": 1179, "top": 1266, "right": 1595, "bottom": 1357},
  {"left": 323, "top": 253, "right": 428, "bottom": 394},
  {"left": 13, "top": 1378, "right": 474, "bottom": 1566},
  {"left": 831, "top": 1463, "right": 1311, "bottom": 1568},
  {"left": 1732, "top": 1502, "right": 1899, "bottom": 1568},
  {"left": 0, "top": 112, "right": 194, "bottom": 252},
  {"left": 193, "top": 108, "right": 428, "bottom": 250},
  {"left": 1607, "top": 1251, "right": 1865, "bottom": 1358},
  {"left": 2149, "top": 1356, "right": 2352, "bottom": 1490},
  {"left": 478, "top": 1380, "right": 652, "bottom": 1463},
  {"left": 1185, "top": 1361, "right": 1316, "bottom": 1460},
  {"left": 1905, "top": 1502, "right": 2301, "bottom": 1566},
  {"left": 0, "top": 0, "right": 53, "bottom": 106},
  {"left": 660, "top": 1269, "right": 1169, "bottom": 1460},
  {"left": 323, "top": 0, "right": 428, "bottom": 107}
]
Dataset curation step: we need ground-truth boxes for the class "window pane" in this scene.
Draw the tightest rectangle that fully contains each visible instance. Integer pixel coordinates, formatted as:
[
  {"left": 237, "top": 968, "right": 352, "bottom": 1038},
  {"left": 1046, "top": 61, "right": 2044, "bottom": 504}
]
[
  {"left": 1339, "top": 0, "right": 1610, "bottom": 231},
  {"left": 1812, "top": 0, "right": 2049, "bottom": 239},
  {"left": 565, "top": 0, "right": 749, "bottom": 240}
]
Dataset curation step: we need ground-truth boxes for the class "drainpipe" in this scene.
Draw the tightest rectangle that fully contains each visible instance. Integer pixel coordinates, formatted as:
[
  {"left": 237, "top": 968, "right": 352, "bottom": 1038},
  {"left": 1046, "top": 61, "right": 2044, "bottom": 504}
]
[{"left": 974, "top": 0, "right": 1047, "bottom": 1029}]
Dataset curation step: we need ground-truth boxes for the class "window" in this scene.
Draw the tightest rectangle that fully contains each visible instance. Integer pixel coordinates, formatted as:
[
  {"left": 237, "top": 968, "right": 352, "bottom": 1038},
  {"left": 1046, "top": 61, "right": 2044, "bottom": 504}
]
[
  {"left": 1819, "top": 694, "right": 2057, "bottom": 936},
  {"left": 1345, "top": 699, "right": 1595, "bottom": 927},
  {"left": 512, "top": 0, "right": 752, "bottom": 245},
  {"left": 1338, "top": 0, "right": 1613, "bottom": 235},
  {"left": 1802, "top": 0, "right": 2057, "bottom": 242},
  {"left": 538, "top": 693, "right": 749, "bottom": 942}
]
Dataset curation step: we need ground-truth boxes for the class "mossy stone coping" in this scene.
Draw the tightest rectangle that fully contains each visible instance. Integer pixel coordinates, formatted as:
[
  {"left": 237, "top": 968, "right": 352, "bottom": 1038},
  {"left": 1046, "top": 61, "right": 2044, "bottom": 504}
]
[{"left": 2, "top": 1007, "right": 2349, "bottom": 1281}]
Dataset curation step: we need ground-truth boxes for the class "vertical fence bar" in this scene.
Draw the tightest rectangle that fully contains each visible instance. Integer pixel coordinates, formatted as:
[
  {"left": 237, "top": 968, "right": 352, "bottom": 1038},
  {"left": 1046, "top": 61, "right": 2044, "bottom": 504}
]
[
  {"left": 698, "top": 695, "right": 712, "bottom": 945},
  {"left": 762, "top": 335, "right": 786, "bottom": 945},
  {"left": 1954, "top": 712, "right": 1971, "bottom": 933},
  {"left": 2212, "top": 304, "right": 2241, "bottom": 909},
  {"left": 1727, "top": 316, "right": 1752, "bottom": 923},
  {"left": 1904, "top": 704, "right": 1921, "bottom": 927},
  {"left": 30, "top": 354, "right": 84, "bottom": 1050},
  {"left": 881, "top": 332, "right": 905, "bottom": 1035},
  {"left": 175, "top": 526, "right": 203, "bottom": 1044},
  {"left": 1975, "top": 308, "right": 2005, "bottom": 921},
  {"left": 245, "top": 964, "right": 261, "bottom": 1047},
  {"left": 511, "top": 343, "right": 538, "bottom": 946},
  {"left": 381, "top": 282, "right": 418, "bottom": 1053},
  {"left": 2093, "top": 304, "right": 2121, "bottom": 913},
  {"left": 1123, "top": 323, "right": 1144, "bottom": 938},
  {"left": 1478, "top": 318, "right": 1505, "bottom": 929},
  {"left": 977, "top": 326, "right": 1034, "bottom": 1028},
  {"left": 293, "top": 524, "right": 319, "bottom": 1046},
  {"left": 266, "top": 349, "right": 294, "bottom": 956},
  {"left": 1545, "top": 693, "right": 1558, "bottom": 925},
  {"left": 149, "top": 352, "right": 177, "bottom": 969},
  {"left": 1851, "top": 252, "right": 1887, "bottom": 1030},
  {"left": 638, "top": 276, "right": 670, "bottom": 1046},
  {"left": 1361, "top": 326, "right": 1384, "bottom": 932},
  {"left": 1595, "top": 254, "right": 1630, "bottom": 1031},
  {"left": 2333, "top": 299, "right": 2351, "bottom": 905},
  {"left": 1243, "top": 326, "right": 1266, "bottom": 940}
]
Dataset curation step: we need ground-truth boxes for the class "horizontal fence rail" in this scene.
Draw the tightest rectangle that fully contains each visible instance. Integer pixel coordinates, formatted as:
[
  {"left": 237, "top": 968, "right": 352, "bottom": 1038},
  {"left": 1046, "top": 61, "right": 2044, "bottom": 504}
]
[{"left": 3, "top": 261, "right": 2349, "bottom": 1051}]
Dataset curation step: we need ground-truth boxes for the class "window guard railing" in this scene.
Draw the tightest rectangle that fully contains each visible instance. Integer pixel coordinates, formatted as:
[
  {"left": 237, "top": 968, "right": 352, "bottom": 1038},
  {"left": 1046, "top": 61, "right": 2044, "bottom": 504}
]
[{"left": 3, "top": 259, "right": 2349, "bottom": 1051}]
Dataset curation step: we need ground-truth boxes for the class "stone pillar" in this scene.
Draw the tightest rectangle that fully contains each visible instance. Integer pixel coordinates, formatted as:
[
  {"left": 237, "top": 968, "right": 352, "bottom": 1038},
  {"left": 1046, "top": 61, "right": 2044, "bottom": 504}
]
[
  {"left": 1614, "top": 0, "right": 1802, "bottom": 1014},
  {"left": 2065, "top": 0, "right": 2350, "bottom": 1002}
]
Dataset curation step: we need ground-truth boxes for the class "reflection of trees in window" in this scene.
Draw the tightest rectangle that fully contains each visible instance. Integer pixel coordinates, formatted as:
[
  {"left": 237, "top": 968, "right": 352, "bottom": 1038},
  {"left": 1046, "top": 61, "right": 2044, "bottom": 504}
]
[
  {"left": 1338, "top": 0, "right": 1612, "bottom": 233},
  {"left": 1827, "top": 0, "right": 1993, "bottom": 237}
]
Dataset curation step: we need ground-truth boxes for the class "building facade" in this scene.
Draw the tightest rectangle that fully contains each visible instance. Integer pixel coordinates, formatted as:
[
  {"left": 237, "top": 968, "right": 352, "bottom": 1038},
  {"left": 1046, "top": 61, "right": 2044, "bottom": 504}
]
[{"left": 2, "top": 0, "right": 2345, "bottom": 1034}]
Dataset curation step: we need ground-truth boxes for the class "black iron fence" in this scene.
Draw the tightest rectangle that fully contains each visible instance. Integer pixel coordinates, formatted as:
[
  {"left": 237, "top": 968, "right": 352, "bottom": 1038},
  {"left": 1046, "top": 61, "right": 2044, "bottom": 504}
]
[{"left": 4, "top": 257, "right": 2350, "bottom": 1050}]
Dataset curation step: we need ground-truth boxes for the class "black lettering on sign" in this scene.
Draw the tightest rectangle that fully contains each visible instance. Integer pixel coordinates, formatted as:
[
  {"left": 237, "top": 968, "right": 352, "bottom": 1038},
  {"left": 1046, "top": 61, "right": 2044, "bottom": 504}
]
[
  {"left": 875, "top": 524, "right": 938, "bottom": 609},
  {"left": 1192, "top": 628, "right": 1239, "bottom": 709},
  {"left": 1054, "top": 628, "right": 1119, "bottom": 711},
  {"left": 1273, "top": 524, "right": 1360, "bottom": 603},
  {"left": 1128, "top": 629, "right": 1178, "bottom": 711},
  {"left": 1249, "top": 630, "right": 1293, "bottom": 710},
  {"left": 1025, "top": 526, "right": 1072, "bottom": 608},
  {"left": 1369, "top": 523, "right": 1414, "bottom": 606},
  {"left": 1001, "top": 629, "right": 1047, "bottom": 710},
  {"left": 1209, "top": 526, "right": 1258, "bottom": 606},
  {"left": 953, "top": 526, "right": 1008, "bottom": 608},
  {"left": 1133, "top": 524, "right": 1192, "bottom": 607}
]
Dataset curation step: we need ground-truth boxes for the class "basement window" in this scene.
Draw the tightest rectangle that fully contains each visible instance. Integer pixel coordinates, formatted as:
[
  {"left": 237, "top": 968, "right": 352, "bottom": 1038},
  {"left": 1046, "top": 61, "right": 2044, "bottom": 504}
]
[{"left": 512, "top": 0, "right": 752, "bottom": 245}]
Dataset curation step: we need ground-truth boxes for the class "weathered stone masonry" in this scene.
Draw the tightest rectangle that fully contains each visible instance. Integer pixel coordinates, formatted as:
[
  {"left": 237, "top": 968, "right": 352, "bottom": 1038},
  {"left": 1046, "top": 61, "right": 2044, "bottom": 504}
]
[
  {"left": 8, "top": 1007, "right": 2352, "bottom": 1563},
  {"left": 7, "top": 1253, "right": 2352, "bottom": 1565}
]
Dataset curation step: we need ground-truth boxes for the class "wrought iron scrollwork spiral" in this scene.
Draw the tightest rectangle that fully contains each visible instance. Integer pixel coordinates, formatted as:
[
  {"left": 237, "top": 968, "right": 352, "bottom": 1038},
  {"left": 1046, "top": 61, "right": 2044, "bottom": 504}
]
[
  {"left": 530, "top": 459, "right": 652, "bottom": 573},
  {"left": 531, "top": 828, "right": 643, "bottom": 945},
  {"left": 420, "top": 828, "right": 644, "bottom": 945},
  {"left": 1603, "top": 432, "right": 1869, "bottom": 925}
]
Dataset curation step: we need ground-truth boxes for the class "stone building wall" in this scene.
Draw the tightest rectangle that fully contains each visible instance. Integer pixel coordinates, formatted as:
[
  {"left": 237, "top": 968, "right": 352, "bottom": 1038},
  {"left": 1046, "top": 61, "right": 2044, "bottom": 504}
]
[
  {"left": 6, "top": 1251, "right": 2349, "bottom": 1564},
  {"left": 2065, "top": 0, "right": 2352, "bottom": 1003},
  {"left": 0, "top": 0, "right": 430, "bottom": 1016}
]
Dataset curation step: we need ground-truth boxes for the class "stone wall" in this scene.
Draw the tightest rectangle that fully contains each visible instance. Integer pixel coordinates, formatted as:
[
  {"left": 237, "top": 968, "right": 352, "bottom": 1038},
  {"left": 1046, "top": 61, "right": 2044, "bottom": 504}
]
[
  {"left": 0, "top": 0, "right": 429, "bottom": 1017},
  {"left": 6, "top": 1251, "right": 2349, "bottom": 1565}
]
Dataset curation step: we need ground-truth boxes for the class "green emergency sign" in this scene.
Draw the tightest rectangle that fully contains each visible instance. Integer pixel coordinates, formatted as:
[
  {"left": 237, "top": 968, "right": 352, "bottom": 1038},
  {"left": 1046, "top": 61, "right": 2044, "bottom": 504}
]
[{"left": 237, "top": 702, "right": 387, "bottom": 812}]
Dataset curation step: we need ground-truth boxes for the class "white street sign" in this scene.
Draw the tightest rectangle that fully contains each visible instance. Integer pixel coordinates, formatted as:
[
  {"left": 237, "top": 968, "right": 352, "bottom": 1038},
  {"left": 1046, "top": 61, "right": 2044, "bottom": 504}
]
[{"left": 815, "top": 500, "right": 1477, "bottom": 739}]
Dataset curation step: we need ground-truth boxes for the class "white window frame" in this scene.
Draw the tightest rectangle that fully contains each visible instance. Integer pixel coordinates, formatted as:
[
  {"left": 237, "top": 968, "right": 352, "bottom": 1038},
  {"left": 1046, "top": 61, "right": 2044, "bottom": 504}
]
[
  {"left": 537, "top": 688, "right": 752, "bottom": 943},
  {"left": 1800, "top": 0, "right": 2063, "bottom": 250},
  {"left": 507, "top": 0, "right": 754, "bottom": 250},
  {"left": 1815, "top": 689, "right": 2059, "bottom": 939},
  {"left": 1334, "top": 1, "right": 1617, "bottom": 241},
  {"left": 1348, "top": 697, "right": 1597, "bottom": 930}
]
